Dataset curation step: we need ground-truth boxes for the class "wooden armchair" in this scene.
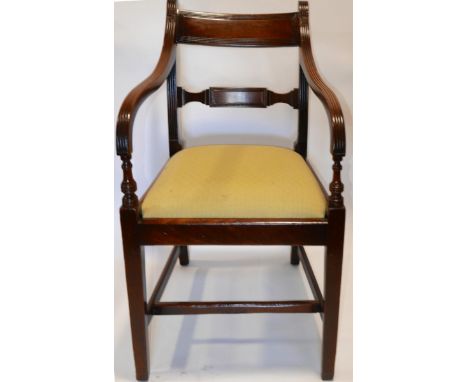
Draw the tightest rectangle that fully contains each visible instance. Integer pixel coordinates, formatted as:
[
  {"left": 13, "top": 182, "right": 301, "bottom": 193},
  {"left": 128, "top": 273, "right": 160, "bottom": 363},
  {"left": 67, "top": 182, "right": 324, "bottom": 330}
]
[{"left": 116, "top": 1, "right": 346, "bottom": 380}]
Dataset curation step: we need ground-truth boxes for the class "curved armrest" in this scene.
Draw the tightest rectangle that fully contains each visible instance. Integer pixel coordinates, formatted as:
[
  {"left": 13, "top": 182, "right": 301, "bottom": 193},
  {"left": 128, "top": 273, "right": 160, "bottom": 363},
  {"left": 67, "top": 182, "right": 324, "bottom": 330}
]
[
  {"left": 116, "top": 0, "right": 177, "bottom": 157},
  {"left": 298, "top": 1, "right": 345, "bottom": 158},
  {"left": 117, "top": 0, "right": 177, "bottom": 211},
  {"left": 298, "top": 1, "right": 345, "bottom": 208}
]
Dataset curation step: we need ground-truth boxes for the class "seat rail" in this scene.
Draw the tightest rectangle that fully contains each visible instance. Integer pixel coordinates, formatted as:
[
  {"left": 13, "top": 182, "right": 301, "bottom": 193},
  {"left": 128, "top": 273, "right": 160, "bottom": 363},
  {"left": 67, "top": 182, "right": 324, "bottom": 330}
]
[{"left": 138, "top": 218, "right": 328, "bottom": 245}]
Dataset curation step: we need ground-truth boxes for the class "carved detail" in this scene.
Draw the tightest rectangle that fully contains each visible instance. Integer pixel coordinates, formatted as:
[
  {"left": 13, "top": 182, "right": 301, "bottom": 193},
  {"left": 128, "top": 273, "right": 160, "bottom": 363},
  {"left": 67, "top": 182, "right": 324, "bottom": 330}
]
[
  {"left": 115, "top": 0, "right": 177, "bottom": 156},
  {"left": 177, "top": 88, "right": 209, "bottom": 106},
  {"left": 167, "top": 64, "right": 182, "bottom": 156},
  {"left": 177, "top": 87, "right": 298, "bottom": 108},
  {"left": 298, "top": 1, "right": 345, "bottom": 157},
  {"left": 121, "top": 155, "right": 138, "bottom": 210},
  {"left": 295, "top": 66, "right": 309, "bottom": 157},
  {"left": 298, "top": 1, "right": 346, "bottom": 209},
  {"left": 328, "top": 156, "right": 344, "bottom": 208},
  {"left": 268, "top": 89, "right": 298, "bottom": 109}
]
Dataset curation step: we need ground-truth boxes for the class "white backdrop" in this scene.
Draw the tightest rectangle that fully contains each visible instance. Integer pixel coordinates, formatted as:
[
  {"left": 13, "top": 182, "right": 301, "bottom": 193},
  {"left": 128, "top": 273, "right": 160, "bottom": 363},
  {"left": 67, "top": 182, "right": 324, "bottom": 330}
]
[{"left": 115, "top": 1, "right": 352, "bottom": 381}]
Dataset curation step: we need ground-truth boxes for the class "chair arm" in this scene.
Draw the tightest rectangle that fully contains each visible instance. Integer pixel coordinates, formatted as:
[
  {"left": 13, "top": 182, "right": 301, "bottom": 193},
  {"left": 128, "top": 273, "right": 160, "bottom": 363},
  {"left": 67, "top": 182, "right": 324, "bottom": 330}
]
[
  {"left": 117, "top": 0, "right": 176, "bottom": 210},
  {"left": 116, "top": 0, "right": 176, "bottom": 156},
  {"left": 298, "top": 1, "right": 345, "bottom": 208},
  {"left": 298, "top": 2, "right": 345, "bottom": 158}
]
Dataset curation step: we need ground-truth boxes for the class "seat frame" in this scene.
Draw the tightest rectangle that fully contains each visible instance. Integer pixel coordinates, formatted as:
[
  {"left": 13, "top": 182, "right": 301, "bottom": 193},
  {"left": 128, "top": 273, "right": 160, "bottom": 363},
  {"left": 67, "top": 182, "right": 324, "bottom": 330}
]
[{"left": 116, "top": 1, "right": 346, "bottom": 380}]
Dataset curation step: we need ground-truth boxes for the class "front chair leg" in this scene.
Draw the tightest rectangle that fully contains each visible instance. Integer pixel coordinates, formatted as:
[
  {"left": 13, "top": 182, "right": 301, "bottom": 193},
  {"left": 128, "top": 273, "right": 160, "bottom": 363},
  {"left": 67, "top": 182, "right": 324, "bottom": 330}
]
[
  {"left": 321, "top": 209, "right": 345, "bottom": 380},
  {"left": 178, "top": 245, "right": 189, "bottom": 266},
  {"left": 122, "top": 238, "right": 149, "bottom": 380}
]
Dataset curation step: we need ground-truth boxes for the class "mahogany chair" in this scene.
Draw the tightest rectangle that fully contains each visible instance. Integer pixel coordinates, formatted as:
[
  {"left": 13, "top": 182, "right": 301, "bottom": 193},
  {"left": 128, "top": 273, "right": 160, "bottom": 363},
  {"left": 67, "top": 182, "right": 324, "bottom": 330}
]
[{"left": 116, "top": 1, "right": 346, "bottom": 380}]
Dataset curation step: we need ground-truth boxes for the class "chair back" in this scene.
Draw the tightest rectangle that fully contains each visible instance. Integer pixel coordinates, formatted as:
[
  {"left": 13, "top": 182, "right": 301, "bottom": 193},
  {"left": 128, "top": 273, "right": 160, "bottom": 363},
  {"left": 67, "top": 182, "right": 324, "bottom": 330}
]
[{"left": 167, "top": 2, "right": 309, "bottom": 158}]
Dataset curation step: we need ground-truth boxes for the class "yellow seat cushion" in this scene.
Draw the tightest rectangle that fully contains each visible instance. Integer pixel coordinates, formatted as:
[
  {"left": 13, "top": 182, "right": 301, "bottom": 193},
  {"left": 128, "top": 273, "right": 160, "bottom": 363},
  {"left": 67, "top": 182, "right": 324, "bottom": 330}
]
[{"left": 141, "top": 145, "right": 327, "bottom": 218}]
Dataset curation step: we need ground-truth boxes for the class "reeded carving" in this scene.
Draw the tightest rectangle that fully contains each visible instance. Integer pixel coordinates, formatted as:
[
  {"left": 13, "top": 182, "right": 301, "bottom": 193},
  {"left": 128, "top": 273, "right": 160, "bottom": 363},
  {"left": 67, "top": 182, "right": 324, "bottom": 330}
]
[
  {"left": 116, "top": 0, "right": 178, "bottom": 212},
  {"left": 115, "top": 0, "right": 177, "bottom": 157},
  {"left": 298, "top": 1, "right": 345, "bottom": 157},
  {"left": 298, "top": 1, "right": 346, "bottom": 208},
  {"left": 121, "top": 155, "right": 138, "bottom": 210},
  {"left": 294, "top": 66, "right": 309, "bottom": 157},
  {"left": 167, "top": 64, "right": 181, "bottom": 156}
]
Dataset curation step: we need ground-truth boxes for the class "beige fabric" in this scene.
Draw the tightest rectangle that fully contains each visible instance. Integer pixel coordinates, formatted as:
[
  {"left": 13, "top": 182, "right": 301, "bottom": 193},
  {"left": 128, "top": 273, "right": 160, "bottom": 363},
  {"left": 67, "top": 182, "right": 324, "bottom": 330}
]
[{"left": 141, "top": 145, "right": 327, "bottom": 218}]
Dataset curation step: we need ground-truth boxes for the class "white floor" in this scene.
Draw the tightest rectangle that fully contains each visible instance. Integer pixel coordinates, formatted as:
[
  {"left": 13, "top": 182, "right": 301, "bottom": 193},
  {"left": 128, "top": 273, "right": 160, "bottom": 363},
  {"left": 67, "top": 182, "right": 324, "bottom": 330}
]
[{"left": 114, "top": 231, "right": 353, "bottom": 382}]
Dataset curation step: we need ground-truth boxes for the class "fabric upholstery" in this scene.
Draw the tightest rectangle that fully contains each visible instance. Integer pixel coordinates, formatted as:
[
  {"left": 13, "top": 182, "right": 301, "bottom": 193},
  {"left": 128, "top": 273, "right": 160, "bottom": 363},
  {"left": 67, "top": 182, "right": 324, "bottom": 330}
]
[{"left": 141, "top": 145, "right": 327, "bottom": 218}]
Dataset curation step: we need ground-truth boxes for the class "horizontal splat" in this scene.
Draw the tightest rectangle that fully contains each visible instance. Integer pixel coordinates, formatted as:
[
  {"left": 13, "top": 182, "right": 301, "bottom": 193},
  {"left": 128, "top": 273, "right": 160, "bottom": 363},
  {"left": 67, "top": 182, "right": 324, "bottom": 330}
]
[{"left": 177, "top": 87, "right": 298, "bottom": 109}]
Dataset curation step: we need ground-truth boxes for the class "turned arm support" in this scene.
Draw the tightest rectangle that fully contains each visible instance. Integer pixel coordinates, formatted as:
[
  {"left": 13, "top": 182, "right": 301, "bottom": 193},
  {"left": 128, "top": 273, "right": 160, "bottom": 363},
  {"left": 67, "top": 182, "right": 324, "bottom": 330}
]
[
  {"left": 116, "top": 0, "right": 176, "bottom": 210},
  {"left": 298, "top": 1, "right": 345, "bottom": 208}
]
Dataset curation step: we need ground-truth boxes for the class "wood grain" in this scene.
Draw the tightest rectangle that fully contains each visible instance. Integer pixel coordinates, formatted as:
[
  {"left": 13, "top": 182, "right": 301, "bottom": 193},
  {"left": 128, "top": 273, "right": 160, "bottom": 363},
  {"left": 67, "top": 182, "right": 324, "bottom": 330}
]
[
  {"left": 167, "top": 64, "right": 182, "bottom": 156},
  {"left": 116, "top": 0, "right": 176, "bottom": 157},
  {"left": 177, "top": 11, "right": 300, "bottom": 47},
  {"left": 149, "top": 300, "right": 322, "bottom": 315},
  {"left": 298, "top": 1, "right": 346, "bottom": 158},
  {"left": 177, "top": 87, "right": 298, "bottom": 108},
  {"left": 138, "top": 218, "right": 328, "bottom": 245}
]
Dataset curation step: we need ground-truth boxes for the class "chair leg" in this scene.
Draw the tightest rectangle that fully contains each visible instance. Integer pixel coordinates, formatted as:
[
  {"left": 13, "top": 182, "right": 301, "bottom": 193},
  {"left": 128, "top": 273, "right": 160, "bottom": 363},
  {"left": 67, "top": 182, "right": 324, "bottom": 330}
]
[
  {"left": 321, "top": 209, "right": 345, "bottom": 380},
  {"left": 179, "top": 245, "right": 189, "bottom": 266},
  {"left": 290, "top": 246, "right": 300, "bottom": 265},
  {"left": 122, "top": 240, "right": 149, "bottom": 380}
]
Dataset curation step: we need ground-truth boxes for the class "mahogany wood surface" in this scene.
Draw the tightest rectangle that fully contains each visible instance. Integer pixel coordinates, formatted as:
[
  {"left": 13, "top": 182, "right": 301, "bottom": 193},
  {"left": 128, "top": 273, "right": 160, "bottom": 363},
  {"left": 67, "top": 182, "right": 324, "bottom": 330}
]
[
  {"left": 176, "top": 11, "right": 300, "bottom": 47},
  {"left": 178, "top": 245, "right": 189, "bottom": 266},
  {"left": 321, "top": 208, "right": 345, "bottom": 380},
  {"left": 298, "top": 245, "right": 324, "bottom": 320},
  {"left": 177, "top": 87, "right": 299, "bottom": 108},
  {"left": 166, "top": 64, "right": 182, "bottom": 156},
  {"left": 120, "top": 209, "right": 149, "bottom": 380},
  {"left": 116, "top": 0, "right": 176, "bottom": 157},
  {"left": 298, "top": 2, "right": 345, "bottom": 157},
  {"left": 138, "top": 218, "right": 327, "bottom": 245},
  {"left": 146, "top": 246, "right": 180, "bottom": 324},
  {"left": 290, "top": 246, "right": 300, "bottom": 265},
  {"left": 295, "top": 67, "right": 309, "bottom": 157},
  {"left": 149, "top": 300, "right": 322, "bottom": 315},
  {"left": 116, "top": 1, "right": 346, "bottom": 380}
]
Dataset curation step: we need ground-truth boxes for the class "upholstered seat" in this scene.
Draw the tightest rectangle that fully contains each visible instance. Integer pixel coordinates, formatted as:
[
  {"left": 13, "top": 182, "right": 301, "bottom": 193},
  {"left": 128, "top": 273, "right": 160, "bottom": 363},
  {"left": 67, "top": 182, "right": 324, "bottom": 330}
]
[{"left": 141, "top": 145, "right": 327, "bottom": 219}]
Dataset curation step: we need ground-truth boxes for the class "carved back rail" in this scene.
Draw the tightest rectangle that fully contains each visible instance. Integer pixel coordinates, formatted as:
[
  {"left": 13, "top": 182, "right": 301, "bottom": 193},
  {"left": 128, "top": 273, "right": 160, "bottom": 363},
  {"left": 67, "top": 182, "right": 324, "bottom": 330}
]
[
  {"left": 165, "top": 8, "right": 310, "bottom": 157},
  {"left": 176, "top": 11, "right": 300, "bottom": 48},
  {"left": 177, "top": 87, "right": 299, "bottom": 109}
]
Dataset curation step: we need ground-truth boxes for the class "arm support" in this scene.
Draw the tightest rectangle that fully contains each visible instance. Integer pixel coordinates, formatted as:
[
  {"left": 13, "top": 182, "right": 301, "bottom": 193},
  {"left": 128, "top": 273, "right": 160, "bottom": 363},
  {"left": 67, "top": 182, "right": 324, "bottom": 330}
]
[
  {"left": 298, "top": 1, "right": 345, "bottom": 208},
  {"left": 298, "top": 2, "right": 345, "bottom": 158},
  {"left": 116, "top": 0, "right": 176, "bottom": 211},
  {"left": 116, "top": 0, "right": 177, "bottom": 157}
]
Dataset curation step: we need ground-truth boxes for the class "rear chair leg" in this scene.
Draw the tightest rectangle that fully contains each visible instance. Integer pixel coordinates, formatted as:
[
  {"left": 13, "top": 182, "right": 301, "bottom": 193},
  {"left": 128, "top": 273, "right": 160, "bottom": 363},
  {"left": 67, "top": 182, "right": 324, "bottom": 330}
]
[
  {"left": 290, "top": 246, "right": 300, "bottom": 265},
  {"left": 179, "top": 245, "right": 189, "bottom": 266},
  {"left": 122, "top": 239, "right": 149, "bottom": 380}
]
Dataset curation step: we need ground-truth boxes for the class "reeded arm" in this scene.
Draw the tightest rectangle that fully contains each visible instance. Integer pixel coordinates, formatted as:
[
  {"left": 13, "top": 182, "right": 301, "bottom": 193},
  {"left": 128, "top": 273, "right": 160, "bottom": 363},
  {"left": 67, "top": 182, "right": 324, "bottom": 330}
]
[
  {"left": 298, "top": 1, "right": 346, "bottom": 208},
  {"left": 116, "top": 0, "right": 176, "bottom": 210},
  {"left": 116, "top": 0, "right": 176, "bottom": 157},
  {"left": 299, "top": 50, "right": 346, "bottom": 158}
]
